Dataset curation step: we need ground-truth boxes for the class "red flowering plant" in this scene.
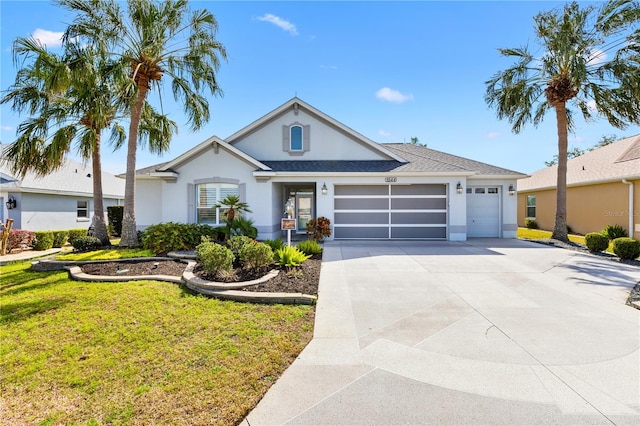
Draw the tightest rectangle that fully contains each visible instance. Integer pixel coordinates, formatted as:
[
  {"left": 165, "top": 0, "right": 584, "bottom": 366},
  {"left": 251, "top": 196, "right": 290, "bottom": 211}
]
[{"left": 306, "top": 216, "right": 332, "bottom": 241}]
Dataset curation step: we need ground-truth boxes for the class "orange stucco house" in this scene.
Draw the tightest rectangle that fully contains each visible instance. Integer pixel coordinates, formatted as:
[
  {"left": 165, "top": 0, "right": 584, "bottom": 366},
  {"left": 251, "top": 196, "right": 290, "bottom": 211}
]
[{"left": 517, "top": 135, "right": 640, "bottom": 239}]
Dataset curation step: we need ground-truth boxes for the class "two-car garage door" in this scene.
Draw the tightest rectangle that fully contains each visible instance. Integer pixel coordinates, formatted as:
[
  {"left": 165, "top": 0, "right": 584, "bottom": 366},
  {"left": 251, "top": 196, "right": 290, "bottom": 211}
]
[{"left": 333, "top": 184, "right": 447, "bottom": 239}]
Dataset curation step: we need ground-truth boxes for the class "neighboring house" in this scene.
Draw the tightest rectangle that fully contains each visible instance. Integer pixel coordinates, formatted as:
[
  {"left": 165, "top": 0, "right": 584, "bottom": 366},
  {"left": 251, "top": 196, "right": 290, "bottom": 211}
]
[
  {"left": 135, "top": 98, "right": 525, "bottom": 241},
  {"left": 0, "top": 144, "right": 125, "bottom": 231},
  {"left": 517, "top": 134, "right": 640, "bottom": 239}
]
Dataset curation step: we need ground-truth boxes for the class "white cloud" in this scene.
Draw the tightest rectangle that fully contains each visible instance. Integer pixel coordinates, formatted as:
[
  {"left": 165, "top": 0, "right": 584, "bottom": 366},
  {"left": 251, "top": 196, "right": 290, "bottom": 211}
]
[
  {"left": 31, "top": 28, "right": 64, "bottom": 47},
  {"left": 256, "top": 14, "right": 298, "bottom": 36},
  {"left": 1, "top": 125, "right": 12, "bottom": 132},
  {"left": 375, "top": 87, "right": 414, "bottom": 104},
  {"left": 487, "top": 132, "right": 501, "bottom": 139},
  {"left": 378, "top": 129, "right": 391, "bottom": 137}
]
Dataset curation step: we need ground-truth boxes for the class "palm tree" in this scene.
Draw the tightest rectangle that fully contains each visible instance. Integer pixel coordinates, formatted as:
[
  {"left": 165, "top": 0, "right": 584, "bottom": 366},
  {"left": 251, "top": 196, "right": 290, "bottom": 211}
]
[
  {"left": 214, "top": 195, "right": 252, "bottom": 239},
  {"left": 1, "top": 37, "right": 176, "bottom": 245},
  {"left": 485, "top": 0, "right": 640, "bottom": 242},
  {"left": 60, "top": 0, "right": 227, "bottom": 246}
]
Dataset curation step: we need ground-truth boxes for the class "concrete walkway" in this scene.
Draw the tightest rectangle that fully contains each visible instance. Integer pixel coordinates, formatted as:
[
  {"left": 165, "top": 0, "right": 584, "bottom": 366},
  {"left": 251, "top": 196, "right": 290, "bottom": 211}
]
[
  {"left": 244, "top": 239, "right": 640, "bottom": 425},
  {"left": 0, "top": 248, "right": 61, "bottom": 265}
]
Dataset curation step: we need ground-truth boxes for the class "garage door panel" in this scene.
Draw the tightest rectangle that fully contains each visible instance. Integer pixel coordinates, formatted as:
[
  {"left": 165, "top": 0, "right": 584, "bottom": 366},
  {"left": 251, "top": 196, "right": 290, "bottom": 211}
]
[
  {"left": 334, "top": 184, "right": 448, "bottom": 240},
  {"left": 335, "top": 186, "right": 388, "bottom": 196},
  {"left": 391, "top": 184, "right": 446, "bottom": 196},
  {"left": 391, "top": 198, "right": 446, "bottom": 210},
  {"left": 334, "top": 198, "right": 388, "bottom": 210},
  {"left": 335, "top": 212, "right": 389, "bottom": 225},
  {"left": 467, "top": 187, "right": 500, "bottom": 238},
  {"left": 334, "top": 227, "right": 389, "bottom": 239},
  {"left": 391, "top": 227, "right": 447, "bottom": 239},
  {"left": 391, "top": 212, "right": 447, "bottom": 225}
]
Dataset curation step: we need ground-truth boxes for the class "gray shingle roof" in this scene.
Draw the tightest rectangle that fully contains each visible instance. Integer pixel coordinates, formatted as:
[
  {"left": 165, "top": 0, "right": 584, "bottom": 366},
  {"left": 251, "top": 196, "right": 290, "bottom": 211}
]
[
  {"left": 260, "top": 160, "right": 402, "bottom": 172},
  {"left": 382, "top": 143, "right": 526, "bottom": 175}
]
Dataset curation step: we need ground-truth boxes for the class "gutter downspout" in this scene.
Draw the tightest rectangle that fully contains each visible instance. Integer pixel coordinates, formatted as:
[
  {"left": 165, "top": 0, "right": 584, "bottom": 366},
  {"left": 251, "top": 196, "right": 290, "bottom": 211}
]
[{"left": 622, "top": 179, "right": 634, "bottom": 237}]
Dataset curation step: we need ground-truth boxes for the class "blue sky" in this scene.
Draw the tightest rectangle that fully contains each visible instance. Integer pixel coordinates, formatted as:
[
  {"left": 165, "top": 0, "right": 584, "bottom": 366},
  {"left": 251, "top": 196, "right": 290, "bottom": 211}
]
[{"left": 2, "top": 1, "right": 639, "bottom": 176}]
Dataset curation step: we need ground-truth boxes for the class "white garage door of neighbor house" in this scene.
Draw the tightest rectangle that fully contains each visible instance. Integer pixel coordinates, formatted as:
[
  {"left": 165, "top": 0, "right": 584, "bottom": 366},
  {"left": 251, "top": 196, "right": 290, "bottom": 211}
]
[
  {"left": 466, "top": 186, "right": 500, "bottom": 237},
  {"left": 333, "top": 184, "right": 447, "bottom": 239}
]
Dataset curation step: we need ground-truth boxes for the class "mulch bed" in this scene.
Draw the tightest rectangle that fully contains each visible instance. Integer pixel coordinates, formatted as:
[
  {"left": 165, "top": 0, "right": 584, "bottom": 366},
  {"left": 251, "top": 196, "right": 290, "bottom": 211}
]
[{"left": 79, "top": 255, "right": 321, "bottom": 295}]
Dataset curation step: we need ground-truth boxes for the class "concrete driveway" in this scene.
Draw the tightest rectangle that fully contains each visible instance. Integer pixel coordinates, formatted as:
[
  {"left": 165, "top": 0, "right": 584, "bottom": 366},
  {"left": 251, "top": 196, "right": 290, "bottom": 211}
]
[{"left": 244, "top": 239, "right": 640, "bottom": 425}]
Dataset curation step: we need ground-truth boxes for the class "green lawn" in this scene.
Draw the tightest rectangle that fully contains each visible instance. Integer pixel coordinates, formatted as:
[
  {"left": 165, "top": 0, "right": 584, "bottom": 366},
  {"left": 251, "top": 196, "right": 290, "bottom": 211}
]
[
  {"left": 517, "top": 227, "right": 586, "bottom": 245},
  {"left": 1, "top": 260, "right": 314, "bottom": 425}
]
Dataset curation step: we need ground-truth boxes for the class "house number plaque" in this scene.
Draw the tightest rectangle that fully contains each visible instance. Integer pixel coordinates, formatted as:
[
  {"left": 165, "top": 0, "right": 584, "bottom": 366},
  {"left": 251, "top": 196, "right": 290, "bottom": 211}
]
[{"left": 385, "top": 177, "right": 397, "bottom": 183}]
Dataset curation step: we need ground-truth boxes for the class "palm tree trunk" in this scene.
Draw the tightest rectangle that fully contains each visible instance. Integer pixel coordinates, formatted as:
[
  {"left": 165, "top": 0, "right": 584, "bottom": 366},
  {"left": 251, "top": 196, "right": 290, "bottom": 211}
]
[
  {"left": 119, "top": 86, "right": 148, "bottom": 247},
  {"left": 551, "top": 102, "right": 569, "bottom": 242},
  {"left": 91, "top": 134, "right": 110, "bottom": 245}
]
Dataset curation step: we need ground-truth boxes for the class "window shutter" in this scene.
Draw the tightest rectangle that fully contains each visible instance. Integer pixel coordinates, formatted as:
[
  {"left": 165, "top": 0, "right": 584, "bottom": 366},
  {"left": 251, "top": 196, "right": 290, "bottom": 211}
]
[
  {"left": 282, "top": 125, "right": 290, "bottom": 152},
  {"left": 187, "top": 183, "right": 195, "bottom": 223},
  {"left": 239, "top": 183, "right": 247, "bottom": 203},
  {"left": 303, "top": 125, "right": 310, "bottom": 152}
]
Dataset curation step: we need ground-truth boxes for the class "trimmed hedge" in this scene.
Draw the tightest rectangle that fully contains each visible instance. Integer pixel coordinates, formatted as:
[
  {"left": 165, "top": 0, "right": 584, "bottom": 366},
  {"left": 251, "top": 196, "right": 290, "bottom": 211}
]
[
  {"left": 52, "top": 230, "right": 69, "bottom": 248},
  {"left": 72, "top": 236, "right": 102, "bottom": 252},
  {"left": 33, "top": 231, "right": 55, "bottom": 251},
  {"left": 524, "top": 219, "right": 539, "bottom": 229},
  {"left": 196, "top": 239, "right": 234, "bottom": 277},
  {"left": 67, "top": 228, "right": 88, "bottom": 244},
  {"left": 612, "top": 238, "right": 640, "bottom": 260},
  {"left": 141, "top": 222, "right": 218, "bottom": 255},
  {"left": 585, "top": 232, "right": 609, "bottom": 253}
]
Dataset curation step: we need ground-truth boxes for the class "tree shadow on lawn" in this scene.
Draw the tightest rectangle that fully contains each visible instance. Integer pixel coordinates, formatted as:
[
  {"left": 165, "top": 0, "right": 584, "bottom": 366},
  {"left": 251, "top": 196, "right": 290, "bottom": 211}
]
[
  {"left": 1, "top": 270, "right": 68, "bottom": 297},
  {"left": 1, "top": 296, "right": 72, "bottom": 325}
]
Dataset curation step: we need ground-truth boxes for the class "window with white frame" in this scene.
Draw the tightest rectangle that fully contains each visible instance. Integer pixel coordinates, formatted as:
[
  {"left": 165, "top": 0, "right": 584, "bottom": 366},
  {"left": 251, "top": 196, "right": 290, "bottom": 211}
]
[
  {"left": 526, "top": 195, "right": 536, "bottom": 218},
  {"left": 282, "top": 123, "right": 310, "bottom": 155},
  {"left": 196, "top": 183, "right": 239, "bottom": 224},
  {"left": 77, "top": 200, "right": 89, "bottom": 218}
]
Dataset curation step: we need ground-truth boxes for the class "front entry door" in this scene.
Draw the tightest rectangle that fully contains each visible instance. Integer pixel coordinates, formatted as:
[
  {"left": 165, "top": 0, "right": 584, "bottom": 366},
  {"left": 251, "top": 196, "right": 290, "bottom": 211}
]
[{"left": 296, "top": 192, "right": 313, "bottom": 233}]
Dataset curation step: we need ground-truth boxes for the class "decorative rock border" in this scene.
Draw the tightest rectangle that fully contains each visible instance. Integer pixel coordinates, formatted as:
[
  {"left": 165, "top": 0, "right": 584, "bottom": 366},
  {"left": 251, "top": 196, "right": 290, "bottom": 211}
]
[{"left": 33, "top": 256, "right": 317, "bottom": 305}]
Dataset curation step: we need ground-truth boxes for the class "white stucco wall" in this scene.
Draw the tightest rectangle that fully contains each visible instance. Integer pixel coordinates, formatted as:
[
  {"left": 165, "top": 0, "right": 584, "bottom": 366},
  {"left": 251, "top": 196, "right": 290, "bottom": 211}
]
[
  {"left": 467, "top": 178, "right": 519, "bottom": 238},
  {"left": 136, "top": 180, "right": 163, "bottom": 228},
  {"left": 231, "top": 109, "right": 388, "bottom": 161}
]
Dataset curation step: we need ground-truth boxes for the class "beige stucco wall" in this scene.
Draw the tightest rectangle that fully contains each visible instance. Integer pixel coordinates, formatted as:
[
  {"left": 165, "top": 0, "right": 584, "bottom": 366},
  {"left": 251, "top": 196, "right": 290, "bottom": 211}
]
[{"left": 518, "top": 179, "right": 640, "bottom": 239}]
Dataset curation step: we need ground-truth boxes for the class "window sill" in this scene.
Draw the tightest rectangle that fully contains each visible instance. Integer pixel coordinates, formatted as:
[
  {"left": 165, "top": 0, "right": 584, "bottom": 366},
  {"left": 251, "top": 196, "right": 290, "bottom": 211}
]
[{"left": 77, "top": 218, "right": 90, "bottom": 222}]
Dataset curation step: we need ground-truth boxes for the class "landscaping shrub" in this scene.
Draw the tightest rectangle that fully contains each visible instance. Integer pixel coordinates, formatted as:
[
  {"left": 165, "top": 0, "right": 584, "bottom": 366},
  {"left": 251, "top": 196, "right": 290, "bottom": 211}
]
[
  {"left": 273, "top": 245, "right": 311, "bottom": 268},
  {"left": 33, "top": 231, "right": 54, "bottom": 251},
  {"left": 6, "top": 229, "right": 35, "bottom": 252},
  {"left": 306, "top": 216, "right": 332, "bottom": 241},
  {"left": 71, "top": 236, "right": 102, "bottom": 252},
  {"left": 524, "top": 219, "right": 539, "bottom": 229},
  {"left": 141, "top": 222, "right": 217, "bottom": 255},
  {"left": 228, "top": 217, "right": 258, "bottom": 239},
  {"left": 566, "top": 225, "right": 573, "bottom": 234},
  {"left": 603, "top": 224, "right": 628, "bottom": 240},
  {"left": 226, "top": 235, "right": 254, "bottom": 259},
  {"left": 107, "top": 205, "right": 124, "bottom": 237},
  {"left": 52, "top": 230, "right": 68, "bottom": 248},
  {"left": 264, "top": 238, "right": 285, "bottom": 252},
  {"left": 612, "top": 237, "right": 640, "bottom": 260},
  {"left": 297, "top": 240, "right": 323, "bottom": 256},
  {"left": 196, "top": 238, "right": 235, "bottom": 277},
  {"left": 585, "top": 232, "right": 609, "bottom": 252},
  {"left": 238, "top": 241, "right": 273, "bottom": 269},
  {"left": 67, "top": 228, "right": 88, "bottom": 244}
]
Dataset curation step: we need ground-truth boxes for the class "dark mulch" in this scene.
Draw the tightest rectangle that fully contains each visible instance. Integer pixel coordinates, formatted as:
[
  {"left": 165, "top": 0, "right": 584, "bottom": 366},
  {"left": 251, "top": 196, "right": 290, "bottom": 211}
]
[{"left": 79, "top": 255, "right": 322, "bottom": 295}]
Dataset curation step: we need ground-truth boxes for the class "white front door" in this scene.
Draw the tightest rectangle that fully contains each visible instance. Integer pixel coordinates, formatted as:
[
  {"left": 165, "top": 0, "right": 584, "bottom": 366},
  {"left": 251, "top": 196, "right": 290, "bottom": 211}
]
[{"left": 467, "top": 187, "right": 500, "bottom": 237}]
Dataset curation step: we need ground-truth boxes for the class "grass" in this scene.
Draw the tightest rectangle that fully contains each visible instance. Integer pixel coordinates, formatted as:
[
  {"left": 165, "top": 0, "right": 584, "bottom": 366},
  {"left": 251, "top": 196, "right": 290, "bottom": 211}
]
[
  {"left": 1, "top": 260, "right": 315, "bottom": 425},
  {"left": 56, "top": 248, "right": 155, "bottom": 261},
  {"left": 517, "top": 227, "right": 586, "bottom": 245}
]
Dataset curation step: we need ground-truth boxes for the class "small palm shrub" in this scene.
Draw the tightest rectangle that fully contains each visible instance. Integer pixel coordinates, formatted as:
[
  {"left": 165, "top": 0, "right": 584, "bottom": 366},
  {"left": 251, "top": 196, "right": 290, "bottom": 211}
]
[
  {"left": 72, "top": 236, "right": 102, "bottom": 252},
  {"left": 306, "top": 216, "right": 332, "bottom": 241},
  {"left": 52, "top": 230, "right": 69, "bottom": 248},
  {"left": 524, "top": 219, "right": 538, "bottom": 229},
  {"left": 612, "top": 238, "right": 640, "bottom": 260},
  {"left": 67, "top": 228, "right": 88, "bottom": 245},
  {"left": 274, "top": 246, "right": 311, "bottom": 268},
  {"left": 264, "top": 238, "right": 285, "bottom": 252},
  {"left": 238, "top": 241, "right": 273, "bottom": 269},
  {"left": 585, "top": 232, "right": 609, "bottom": 253},
  {"left": 196, "top": 238, "right": 235, "bottom": 277},
  {"left": 228, "top": 217, "right": 258, "bottom": 239},
  {"left": 297, "top": 240, "right": 323, "bottom": 256},
  {"left": 226, "top": 235, "right": 254, "bottom": 258},
  {"left": 603, "top": 224, "right": 628, "bottom": 240},
  {"left": 33, "top": 231, "right": 55, "bottom": 251}
]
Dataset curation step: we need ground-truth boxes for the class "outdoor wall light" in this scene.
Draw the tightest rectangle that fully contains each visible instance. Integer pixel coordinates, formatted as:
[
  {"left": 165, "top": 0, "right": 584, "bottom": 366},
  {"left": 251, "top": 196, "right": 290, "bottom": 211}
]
[
  {"left": 456, "top": 182, "right": 463, "bottom": 194},
  {"left": 321, "top": 183, "right": 328, "bottom": 195},
  {"left": 508, "top": 184, "right": 515, "bottom": 196},
  {"left": 5, "top": 195, "right": 16, "bottom": 210}
]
